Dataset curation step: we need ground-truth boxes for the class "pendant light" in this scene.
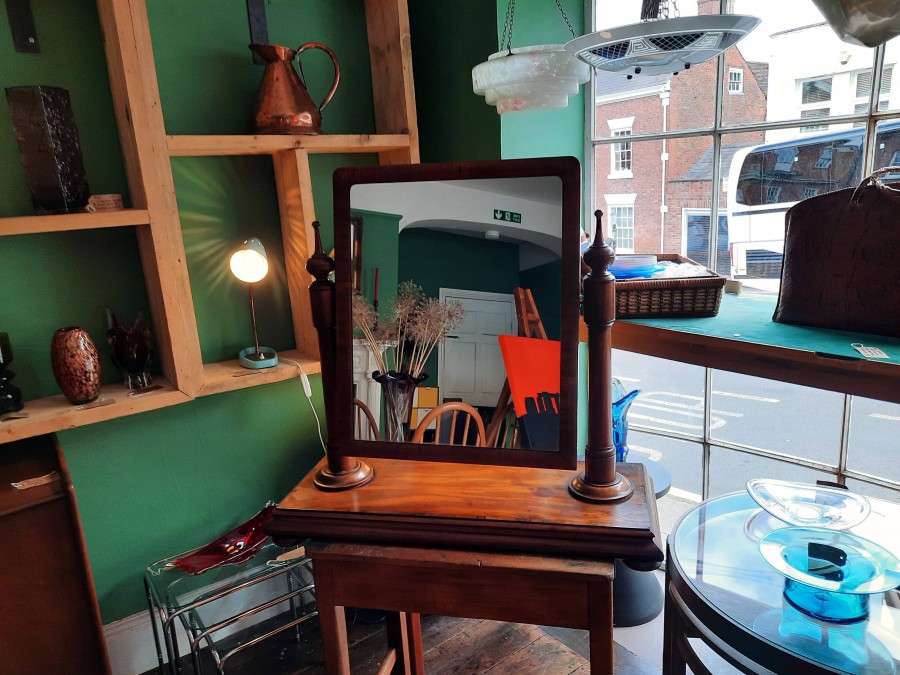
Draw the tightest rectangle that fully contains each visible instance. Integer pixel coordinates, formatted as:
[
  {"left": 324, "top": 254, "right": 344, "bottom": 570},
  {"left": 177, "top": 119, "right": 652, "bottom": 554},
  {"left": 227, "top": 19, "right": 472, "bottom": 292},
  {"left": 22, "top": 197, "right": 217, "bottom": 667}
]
[
  {"left": 566, "top": 0, "right": 759, "bottom": 78},
  {"left": 472, "top": 0, "right": 590, "bottom": 114}
]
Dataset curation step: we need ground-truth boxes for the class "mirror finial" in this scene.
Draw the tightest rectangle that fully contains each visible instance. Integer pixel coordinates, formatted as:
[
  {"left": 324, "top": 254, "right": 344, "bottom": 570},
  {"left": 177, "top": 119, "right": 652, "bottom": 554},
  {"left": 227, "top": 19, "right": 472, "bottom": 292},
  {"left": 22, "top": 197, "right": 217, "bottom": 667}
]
[{"left": 569, "top": 209, "right": 634, "bottom": 503}]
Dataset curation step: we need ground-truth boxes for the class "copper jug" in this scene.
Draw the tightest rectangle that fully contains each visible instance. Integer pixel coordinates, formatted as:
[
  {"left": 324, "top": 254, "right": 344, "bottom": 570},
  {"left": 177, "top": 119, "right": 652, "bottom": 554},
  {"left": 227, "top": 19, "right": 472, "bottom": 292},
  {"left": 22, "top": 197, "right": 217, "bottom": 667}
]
[{"left": 250, "top": 42, "right": 340, "bottom": 135}]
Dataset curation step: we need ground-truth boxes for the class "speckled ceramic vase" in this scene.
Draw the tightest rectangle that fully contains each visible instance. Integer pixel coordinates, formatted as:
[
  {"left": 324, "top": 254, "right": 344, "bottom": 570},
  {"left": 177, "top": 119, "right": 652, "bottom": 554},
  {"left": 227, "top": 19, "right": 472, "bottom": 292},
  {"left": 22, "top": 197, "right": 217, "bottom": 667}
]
[{"left": 51, "top": 327, "right": 102, "bottom": 404}]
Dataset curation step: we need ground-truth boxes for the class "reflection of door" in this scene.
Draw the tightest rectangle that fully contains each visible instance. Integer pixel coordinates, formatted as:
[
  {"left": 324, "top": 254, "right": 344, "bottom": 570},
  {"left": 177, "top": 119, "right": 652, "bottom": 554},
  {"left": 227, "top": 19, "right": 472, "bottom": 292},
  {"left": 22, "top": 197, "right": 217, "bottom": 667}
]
[{"left": 439, "top": 289, "right": 515, "bottom": 407}]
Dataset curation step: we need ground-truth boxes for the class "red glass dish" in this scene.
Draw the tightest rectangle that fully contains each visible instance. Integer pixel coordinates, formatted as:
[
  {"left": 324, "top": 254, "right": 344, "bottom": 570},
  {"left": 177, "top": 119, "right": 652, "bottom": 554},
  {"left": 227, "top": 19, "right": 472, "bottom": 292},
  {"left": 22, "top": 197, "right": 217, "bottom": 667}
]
[{"left": 173, "top": 504, "right": 276, "bottom": 575}]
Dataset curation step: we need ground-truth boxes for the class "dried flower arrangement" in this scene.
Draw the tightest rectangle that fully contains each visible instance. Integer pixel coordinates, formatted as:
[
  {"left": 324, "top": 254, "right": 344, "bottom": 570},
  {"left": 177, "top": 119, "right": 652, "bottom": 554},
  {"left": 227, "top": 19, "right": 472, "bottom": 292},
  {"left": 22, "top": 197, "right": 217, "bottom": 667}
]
[{"left": 352, "top": 281, "right": 466, "bottom": 378}]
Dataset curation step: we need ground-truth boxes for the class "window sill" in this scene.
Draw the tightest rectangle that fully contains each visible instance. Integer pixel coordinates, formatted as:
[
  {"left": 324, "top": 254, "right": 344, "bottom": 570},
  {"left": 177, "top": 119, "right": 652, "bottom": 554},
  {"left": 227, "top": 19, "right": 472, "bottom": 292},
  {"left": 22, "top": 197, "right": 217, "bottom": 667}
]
[{"left": 607, "top": 171, "right": 633, "bottom": 180}]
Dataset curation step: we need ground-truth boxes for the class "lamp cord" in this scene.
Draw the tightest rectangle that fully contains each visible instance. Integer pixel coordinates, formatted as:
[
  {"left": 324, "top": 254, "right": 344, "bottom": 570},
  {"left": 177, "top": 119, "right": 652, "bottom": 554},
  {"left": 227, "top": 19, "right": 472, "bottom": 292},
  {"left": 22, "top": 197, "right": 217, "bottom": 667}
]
[{"left": 279, "top": 357, "right": 327, "bottom": 456}]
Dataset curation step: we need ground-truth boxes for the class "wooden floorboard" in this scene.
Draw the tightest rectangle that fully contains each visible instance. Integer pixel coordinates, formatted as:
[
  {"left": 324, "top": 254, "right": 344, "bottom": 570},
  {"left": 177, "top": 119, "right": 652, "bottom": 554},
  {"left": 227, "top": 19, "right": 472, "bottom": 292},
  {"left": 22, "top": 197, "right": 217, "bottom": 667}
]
[{"left": 142, "top": 611, "right": 660, "bottom": 674}]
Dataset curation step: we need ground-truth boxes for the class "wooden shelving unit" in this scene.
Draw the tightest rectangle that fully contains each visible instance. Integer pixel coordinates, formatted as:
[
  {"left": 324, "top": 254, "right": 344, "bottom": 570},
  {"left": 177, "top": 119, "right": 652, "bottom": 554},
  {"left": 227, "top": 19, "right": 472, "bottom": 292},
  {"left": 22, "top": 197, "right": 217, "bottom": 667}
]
[{"left": 0, "top": 0, "right": 418, "bottom": 444}]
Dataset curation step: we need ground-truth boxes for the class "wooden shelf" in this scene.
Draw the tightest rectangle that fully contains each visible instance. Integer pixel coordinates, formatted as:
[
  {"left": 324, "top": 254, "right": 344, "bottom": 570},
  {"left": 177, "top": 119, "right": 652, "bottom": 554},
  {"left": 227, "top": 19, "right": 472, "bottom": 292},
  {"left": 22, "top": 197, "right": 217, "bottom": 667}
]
[
  {"left": 167, "top": 134, "right": 413, "bottom": 157},
  {"left": 0, "top": 209, "right": 151, "bottom": 236},
  {"left": 199, "top": 349, "right": 322, "bottom": 397},
  {"left": 0, "top": 378, "right": 190, "bottom": 444}
]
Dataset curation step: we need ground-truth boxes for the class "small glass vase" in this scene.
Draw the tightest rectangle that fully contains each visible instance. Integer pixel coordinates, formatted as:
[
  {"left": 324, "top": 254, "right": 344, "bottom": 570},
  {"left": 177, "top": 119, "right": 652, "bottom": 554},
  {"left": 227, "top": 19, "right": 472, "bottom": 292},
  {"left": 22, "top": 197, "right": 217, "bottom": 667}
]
[
  {"left": 372, "top": 370, "right": 427, "bottom": 442},
  {"left": 50, "top": 327, "right": 102, "bottom": 405},
  {"left": 107, "top": 310, "right": 153, "bottom": 390},
  {"left": 0, "top": 332, "right": 24, "bottom": 414},
  {"left": 612, "top": 377, "right": 640, "bottom": 462}
]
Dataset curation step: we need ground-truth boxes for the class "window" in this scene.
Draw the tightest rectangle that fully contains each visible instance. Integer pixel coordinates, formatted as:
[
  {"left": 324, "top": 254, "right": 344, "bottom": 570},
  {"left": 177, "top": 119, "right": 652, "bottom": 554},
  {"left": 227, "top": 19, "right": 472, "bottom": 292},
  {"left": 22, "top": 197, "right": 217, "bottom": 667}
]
[
  {"left": 588, "top": 0, "right": 900, "bottom": 507},
  {"left": 728, "top": 68, "right": 743, "bottom": 94},
  {"left": 799, "top": 76, "right": 832, "bottom": 131},
  {"left": 611, "top": 130, "right": 633, "bottom": 175},
  {"left": 607, "top": 117, "right": 634, "bottom": 178},
  {"left": 608, "top": 205, "right": 635, "bottom": 252}
]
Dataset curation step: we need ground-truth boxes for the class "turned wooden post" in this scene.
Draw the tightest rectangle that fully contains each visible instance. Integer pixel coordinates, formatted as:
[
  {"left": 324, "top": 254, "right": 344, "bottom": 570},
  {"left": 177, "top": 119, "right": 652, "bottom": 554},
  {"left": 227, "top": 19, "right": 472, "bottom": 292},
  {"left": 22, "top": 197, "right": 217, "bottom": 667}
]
[
  {"left": 307, "top": 221, "right": 374, "bottom": 490},
  {"left": 569, "top": 211, "right": 634, "bottom": 502}
]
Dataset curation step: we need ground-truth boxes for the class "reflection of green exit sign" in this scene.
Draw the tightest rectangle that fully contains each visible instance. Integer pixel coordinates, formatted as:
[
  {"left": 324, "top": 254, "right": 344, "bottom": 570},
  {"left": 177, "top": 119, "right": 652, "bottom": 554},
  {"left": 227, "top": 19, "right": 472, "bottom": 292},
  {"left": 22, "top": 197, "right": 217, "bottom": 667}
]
[{"left": 493, "top": 209, "right": 521, "bottom": 223}]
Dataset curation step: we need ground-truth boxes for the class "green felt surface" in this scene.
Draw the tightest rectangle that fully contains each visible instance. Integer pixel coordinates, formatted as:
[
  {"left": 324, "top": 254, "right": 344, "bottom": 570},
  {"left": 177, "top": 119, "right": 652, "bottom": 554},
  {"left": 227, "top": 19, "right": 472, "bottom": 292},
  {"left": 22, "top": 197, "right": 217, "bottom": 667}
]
[{"left": 624, "top": 292, "right": 900, "bottom": 365}]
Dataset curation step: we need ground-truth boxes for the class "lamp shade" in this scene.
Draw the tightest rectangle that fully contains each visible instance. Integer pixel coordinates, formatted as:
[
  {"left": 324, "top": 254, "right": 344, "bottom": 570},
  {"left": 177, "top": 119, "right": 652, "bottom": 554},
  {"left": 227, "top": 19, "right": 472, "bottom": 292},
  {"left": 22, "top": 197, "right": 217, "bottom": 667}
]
[
  {"left": 566, "top": 15, "right": 760, "bottom": 76},
  {"left": 229, "top": 237, "right": 269, "bottom": 283},
  {"left": 472, "top": 44, "right": 590, "bottom": 114}
]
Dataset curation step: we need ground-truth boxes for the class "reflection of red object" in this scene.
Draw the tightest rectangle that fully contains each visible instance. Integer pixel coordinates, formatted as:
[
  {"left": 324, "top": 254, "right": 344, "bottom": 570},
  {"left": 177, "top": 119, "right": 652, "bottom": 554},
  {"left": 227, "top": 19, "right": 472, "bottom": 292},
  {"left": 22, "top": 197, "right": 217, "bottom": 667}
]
[
  {"left": 498, "top": 336, "right": 560, "bottom": 417},
  {"left": 173, "top": 504, "right": 276, "bottom": 575}
]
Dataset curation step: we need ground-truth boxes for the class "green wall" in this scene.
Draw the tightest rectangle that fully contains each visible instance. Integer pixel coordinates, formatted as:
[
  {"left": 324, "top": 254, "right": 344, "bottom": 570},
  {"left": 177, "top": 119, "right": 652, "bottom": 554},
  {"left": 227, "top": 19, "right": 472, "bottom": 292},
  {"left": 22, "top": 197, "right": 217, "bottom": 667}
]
[
  {"left": 496, "top": 0, "right": 586, "bottom": 166},
  {"left": 408, "top": 2, "right": 501, "bottom": 163},
  {"left": 1, "top": 0, "right": 586, "bottom": 624},
  {"left": 352, "top": 209, "right": 402, "bottom": 326},
  {"left": 520, "top": 260, "right": 563, "bottom": 340}
]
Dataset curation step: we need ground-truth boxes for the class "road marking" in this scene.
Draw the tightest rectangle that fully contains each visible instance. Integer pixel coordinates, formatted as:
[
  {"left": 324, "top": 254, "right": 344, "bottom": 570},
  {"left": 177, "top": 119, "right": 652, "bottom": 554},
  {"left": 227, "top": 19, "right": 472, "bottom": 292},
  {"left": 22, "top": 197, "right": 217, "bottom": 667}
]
[
  {"left": 630, "top": 412, "right": 711, "bottom": 431},
  {"left": 871, "top": 413, "right": 900, "bottom": 422},
  {"left": 712, "top": 390, "right": 779, "bottom": 403},
  {"left": 637, "top": 400, "right": 743, "bottom": 418}
]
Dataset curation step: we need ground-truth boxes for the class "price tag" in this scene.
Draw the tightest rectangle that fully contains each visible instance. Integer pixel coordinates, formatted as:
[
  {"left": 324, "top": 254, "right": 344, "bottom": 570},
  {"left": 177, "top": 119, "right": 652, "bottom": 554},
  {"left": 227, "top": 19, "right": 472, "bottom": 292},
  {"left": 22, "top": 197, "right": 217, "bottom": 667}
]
[{"left": 851, "top": 343, "right": 890, "bottom": 359}]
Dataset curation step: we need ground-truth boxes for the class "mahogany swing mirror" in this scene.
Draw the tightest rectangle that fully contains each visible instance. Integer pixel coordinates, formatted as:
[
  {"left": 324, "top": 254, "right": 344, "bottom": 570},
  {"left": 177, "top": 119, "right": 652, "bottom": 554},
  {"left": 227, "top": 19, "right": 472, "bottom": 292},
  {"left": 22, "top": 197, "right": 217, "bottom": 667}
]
[{"left": 329, "top": 156, "right": 582, "bottom": 470}]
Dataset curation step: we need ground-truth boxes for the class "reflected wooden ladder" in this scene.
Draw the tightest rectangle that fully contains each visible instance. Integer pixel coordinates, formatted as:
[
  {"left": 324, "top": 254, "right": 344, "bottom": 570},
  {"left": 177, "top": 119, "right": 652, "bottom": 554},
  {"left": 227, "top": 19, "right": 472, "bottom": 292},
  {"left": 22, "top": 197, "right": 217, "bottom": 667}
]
[{"left": 485, "top": 288, "right": 546, "bottom": 447}]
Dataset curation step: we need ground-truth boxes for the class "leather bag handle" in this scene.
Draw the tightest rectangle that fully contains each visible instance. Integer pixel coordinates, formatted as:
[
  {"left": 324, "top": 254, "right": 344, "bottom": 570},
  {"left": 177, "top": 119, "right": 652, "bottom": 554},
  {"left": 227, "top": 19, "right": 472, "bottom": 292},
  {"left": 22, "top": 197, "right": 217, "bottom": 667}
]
[
  {"left": 850, "top": 166, "right": 900, "bottom": 203},
  {"left": 295, "top": 42, "right": 340, "bottom": 113}
]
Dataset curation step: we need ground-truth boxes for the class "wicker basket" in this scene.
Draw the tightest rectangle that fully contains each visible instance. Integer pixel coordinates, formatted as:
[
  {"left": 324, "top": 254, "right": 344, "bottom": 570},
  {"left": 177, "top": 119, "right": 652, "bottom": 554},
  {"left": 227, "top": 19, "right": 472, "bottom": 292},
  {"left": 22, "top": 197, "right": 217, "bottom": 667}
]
[{"left": 614, "top": 254, "right": 726, "bottom": 319}]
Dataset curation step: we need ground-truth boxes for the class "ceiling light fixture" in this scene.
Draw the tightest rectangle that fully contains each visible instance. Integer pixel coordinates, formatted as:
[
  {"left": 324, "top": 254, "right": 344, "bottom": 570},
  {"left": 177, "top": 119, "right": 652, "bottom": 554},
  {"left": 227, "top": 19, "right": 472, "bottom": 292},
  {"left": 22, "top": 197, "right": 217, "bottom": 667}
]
[
  {"left": 566, "top": 0, "right": 759, "bottom": 78},
  {"left": 472, "top": 0, "right": 589, "bottom": 114}
]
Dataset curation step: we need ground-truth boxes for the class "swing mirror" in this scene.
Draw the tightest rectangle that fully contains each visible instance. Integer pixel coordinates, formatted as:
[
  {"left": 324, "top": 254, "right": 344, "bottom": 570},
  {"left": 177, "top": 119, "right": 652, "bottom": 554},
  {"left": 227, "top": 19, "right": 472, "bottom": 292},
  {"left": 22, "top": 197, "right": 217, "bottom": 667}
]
[{"left": 332, "top": 157, "right": 581, "bottom": 469}]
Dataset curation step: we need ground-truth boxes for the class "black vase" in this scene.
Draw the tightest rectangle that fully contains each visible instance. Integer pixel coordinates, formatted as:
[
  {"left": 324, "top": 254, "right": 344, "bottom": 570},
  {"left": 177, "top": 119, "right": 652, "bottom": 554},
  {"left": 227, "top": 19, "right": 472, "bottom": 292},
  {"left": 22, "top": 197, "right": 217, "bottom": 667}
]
[{"left": 0, "top": 332, "right": 23, "bottom": 414}]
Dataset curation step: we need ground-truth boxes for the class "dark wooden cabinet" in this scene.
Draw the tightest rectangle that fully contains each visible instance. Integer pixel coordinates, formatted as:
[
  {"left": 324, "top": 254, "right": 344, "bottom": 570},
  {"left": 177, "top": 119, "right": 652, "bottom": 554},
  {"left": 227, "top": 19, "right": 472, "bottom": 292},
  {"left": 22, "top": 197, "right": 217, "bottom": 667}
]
[{"left": 0, "top": 435, "right": 109, "bottom": 674}]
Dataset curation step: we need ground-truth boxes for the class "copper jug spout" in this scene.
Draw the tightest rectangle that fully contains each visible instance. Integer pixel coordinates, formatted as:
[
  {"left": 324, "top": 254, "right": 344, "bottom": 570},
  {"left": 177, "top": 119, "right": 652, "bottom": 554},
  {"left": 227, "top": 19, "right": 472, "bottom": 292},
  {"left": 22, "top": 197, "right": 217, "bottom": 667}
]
[{"left": 250, "top": 42, "right": 340, "bottom": 135}]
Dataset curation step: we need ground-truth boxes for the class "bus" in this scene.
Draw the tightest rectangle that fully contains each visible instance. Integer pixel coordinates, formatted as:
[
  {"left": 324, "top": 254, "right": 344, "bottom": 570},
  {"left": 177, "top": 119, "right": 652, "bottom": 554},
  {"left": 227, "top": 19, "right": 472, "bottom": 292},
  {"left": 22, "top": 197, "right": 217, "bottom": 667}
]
[{"left": 725, "top": 120, "right": 900, "bottom": 278}]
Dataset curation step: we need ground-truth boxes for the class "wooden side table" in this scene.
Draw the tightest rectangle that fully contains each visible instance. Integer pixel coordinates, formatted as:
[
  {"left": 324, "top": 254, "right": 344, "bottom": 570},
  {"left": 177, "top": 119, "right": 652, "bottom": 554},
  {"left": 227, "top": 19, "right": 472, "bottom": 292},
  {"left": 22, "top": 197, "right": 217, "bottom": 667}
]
[{"left": 307, "top": 541, "right": 615, "bottom": 674}]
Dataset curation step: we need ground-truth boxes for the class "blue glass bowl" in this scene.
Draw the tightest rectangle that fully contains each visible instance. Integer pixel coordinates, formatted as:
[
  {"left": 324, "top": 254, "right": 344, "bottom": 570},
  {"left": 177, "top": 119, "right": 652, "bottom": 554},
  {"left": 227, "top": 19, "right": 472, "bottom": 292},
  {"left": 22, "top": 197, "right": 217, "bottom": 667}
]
[
  {"left": 759, "top": 527, "right": 900, "bottom": 595},
  {"left": 759, "top": 527, "right": 900, "bottom": 623}
]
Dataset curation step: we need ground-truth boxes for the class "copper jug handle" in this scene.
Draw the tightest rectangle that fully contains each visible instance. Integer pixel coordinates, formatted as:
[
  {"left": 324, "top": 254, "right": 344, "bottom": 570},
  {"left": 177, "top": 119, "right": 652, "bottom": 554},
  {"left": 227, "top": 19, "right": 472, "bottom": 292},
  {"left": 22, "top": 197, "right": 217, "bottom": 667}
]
[{"left": 295, "top": 42, "right": 340, "bottom": 113}]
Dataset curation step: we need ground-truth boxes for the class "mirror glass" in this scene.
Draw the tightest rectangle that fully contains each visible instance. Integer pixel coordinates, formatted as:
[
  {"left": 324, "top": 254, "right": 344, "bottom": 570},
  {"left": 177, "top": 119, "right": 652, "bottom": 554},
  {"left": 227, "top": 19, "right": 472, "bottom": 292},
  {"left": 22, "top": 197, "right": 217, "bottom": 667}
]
[{"left": 333, "top": 158, "right": 580, "bottom": 469}]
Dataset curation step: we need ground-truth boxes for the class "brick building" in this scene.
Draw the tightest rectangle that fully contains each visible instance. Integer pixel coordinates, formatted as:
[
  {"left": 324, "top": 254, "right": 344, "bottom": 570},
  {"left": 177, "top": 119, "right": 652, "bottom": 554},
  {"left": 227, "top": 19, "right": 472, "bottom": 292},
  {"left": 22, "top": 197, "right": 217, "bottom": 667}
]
[{"left": 593, "top": 0, "right": 767, "bottom": 270}]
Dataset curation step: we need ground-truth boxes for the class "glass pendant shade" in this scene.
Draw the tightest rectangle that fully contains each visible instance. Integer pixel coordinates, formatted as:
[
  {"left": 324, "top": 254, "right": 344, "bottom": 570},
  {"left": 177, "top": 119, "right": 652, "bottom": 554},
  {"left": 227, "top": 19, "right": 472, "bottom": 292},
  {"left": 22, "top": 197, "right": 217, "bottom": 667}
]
[
  {"left": 472, "top": 44, "right": 590, "bottom": 114},
  {"left": 229, "top": 237, "right": 269, "bottom": 283},
  {"left": 566, "top": 14, "right": 760, "bottom": 76}
]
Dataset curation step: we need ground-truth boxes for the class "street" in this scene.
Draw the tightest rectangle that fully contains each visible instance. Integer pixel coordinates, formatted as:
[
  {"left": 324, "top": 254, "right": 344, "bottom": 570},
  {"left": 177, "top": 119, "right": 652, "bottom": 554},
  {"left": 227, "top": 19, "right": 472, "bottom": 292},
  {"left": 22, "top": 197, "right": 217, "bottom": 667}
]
[{"left": 612, "top": 349, "right": 900, "bottom": 500}]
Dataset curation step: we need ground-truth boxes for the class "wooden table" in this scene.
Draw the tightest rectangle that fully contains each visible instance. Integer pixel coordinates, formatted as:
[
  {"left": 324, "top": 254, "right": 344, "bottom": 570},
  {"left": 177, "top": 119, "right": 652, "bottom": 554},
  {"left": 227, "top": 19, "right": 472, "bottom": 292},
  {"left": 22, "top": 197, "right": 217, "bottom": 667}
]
[
  {"left": 308, "top": 541, "right": 615, "bottom": 674},
  {"left": 268, "top": 458, "right": 663, "bottom": 673},
  {"left": 606, "top": 293, "right": 900, "bottom": 404}
]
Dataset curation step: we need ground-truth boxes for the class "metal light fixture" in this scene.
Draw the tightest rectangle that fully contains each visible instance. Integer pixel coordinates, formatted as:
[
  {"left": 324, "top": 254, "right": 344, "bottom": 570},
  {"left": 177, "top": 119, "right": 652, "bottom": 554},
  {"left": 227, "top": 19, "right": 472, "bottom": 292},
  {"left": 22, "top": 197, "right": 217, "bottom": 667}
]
[
  {"left": 472, "top": 1, "right": 590, "bottom": 114},
  {"left": 566, "top": 0, "right": 759, "bottom": 78},
  {"left": 229, "top": 237, "right": 278, "bottom": 369}
]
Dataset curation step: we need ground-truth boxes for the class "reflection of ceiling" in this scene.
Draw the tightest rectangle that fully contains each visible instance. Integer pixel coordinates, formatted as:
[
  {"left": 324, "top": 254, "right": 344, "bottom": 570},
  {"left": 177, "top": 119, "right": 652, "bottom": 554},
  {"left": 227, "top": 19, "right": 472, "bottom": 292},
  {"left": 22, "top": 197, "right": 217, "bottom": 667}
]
[{"left": 351, "top": 177, "right": 563, "bottom": 270}]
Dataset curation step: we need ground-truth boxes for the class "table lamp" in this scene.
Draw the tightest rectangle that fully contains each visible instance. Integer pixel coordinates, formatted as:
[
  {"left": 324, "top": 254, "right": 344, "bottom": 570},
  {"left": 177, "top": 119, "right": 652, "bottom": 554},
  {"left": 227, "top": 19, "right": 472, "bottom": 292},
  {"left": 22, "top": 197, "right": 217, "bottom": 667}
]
[{"left": 229, "top": 238, "right": 278, "bottom": 369}]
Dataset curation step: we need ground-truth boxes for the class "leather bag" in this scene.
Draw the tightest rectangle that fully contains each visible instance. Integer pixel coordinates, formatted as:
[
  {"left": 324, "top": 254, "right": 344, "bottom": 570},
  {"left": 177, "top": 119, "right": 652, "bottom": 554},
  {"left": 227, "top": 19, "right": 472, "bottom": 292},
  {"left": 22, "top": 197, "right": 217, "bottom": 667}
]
[{"left": 773, "top": 167, "right": 900, "bottom": 338}]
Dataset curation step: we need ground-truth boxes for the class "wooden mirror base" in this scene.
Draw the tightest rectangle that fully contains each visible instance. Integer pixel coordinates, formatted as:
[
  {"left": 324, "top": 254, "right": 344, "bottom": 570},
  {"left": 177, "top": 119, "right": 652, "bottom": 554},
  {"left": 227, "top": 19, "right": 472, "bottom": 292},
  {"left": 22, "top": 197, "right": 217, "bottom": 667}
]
[
  {"left": 314, "top": 460, "right": 375, "bottom": 491},
  {"left": 567, "top": 471, "right": 634, "bottom": 503}
]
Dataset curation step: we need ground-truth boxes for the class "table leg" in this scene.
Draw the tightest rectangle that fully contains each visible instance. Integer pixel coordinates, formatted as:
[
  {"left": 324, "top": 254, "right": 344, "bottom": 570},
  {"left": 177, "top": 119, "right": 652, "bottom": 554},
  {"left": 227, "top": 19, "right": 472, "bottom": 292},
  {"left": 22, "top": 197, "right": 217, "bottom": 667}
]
[
  {"left": 405, "top": 613, "right": 424, "bottom": 675},
  {"left": 587, "top": 576, "right": 614, "bottom": 674},
  {"left": 384, "top": 610, "right": 415, "bottom": 674},
  {"left": 316, "top": 577, "right": 351, "bottom": 675},
  {"left": 661, "top": 573, "right": 686, "bottom": 675}
]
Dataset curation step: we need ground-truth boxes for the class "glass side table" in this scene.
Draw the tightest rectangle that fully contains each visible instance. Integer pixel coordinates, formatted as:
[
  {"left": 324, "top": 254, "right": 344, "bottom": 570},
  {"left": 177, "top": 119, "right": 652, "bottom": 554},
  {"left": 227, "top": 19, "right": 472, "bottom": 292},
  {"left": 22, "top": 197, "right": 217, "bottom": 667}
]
[
  {"left": 664, "top": 491, "right": 900, "bottom": 674},
  {"left": 144, "top": 540, "right": 317, "bottom": 674}
]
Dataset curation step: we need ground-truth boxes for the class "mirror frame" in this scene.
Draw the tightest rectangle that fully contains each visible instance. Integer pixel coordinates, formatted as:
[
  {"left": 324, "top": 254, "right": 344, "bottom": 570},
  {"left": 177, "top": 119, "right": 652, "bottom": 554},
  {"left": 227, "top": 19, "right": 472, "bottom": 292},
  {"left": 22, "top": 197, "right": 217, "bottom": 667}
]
[{"left": 330, "top": 156, "right": 582, "bottom": 470}]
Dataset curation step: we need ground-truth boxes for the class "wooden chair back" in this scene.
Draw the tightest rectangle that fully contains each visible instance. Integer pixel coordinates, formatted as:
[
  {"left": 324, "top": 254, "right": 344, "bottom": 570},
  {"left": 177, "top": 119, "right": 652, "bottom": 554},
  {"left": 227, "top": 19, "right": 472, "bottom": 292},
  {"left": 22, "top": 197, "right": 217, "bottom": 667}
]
[
  {"left": 411, "top": 401, "right": 486, "bottom": 447},
  {"left": 486, "top": 401, "right": 520, "bottom": 448},
  {"left": 353, "top": 399, "right": 380, "bottom": 441}
]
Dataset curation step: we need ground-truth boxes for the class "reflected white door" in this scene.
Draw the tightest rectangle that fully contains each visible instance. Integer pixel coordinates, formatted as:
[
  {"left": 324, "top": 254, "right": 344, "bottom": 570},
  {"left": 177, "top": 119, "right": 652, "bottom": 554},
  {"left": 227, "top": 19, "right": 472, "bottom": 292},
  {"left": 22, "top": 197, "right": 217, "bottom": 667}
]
[{"left": 438, "top": 289, "right": 516, "bottom": 407}]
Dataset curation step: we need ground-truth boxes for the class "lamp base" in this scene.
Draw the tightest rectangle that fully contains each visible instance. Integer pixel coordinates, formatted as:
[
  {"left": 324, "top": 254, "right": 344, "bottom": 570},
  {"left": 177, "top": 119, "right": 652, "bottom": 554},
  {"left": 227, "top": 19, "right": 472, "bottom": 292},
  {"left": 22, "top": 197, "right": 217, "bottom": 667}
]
[{"left": 238, "top": 346, "right": 279, "bottom": 369}]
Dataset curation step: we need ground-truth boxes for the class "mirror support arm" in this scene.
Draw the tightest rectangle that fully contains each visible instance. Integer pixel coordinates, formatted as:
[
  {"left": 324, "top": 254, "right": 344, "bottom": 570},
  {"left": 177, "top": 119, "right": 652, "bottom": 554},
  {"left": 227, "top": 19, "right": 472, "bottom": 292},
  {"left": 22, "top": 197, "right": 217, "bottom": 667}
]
[
  {"left": 569, "top": 211, "right": 634, "bottom": 502},
  {"left": 306, "top": 221, "right": 375, "bottom": 490}
]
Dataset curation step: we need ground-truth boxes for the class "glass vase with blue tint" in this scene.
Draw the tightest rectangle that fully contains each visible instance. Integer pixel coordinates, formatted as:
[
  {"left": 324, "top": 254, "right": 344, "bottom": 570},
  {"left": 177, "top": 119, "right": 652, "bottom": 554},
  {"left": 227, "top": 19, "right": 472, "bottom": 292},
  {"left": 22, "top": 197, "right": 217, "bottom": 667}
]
[{"left": 612, "top": 377, "right": 640, "bottom": 462}]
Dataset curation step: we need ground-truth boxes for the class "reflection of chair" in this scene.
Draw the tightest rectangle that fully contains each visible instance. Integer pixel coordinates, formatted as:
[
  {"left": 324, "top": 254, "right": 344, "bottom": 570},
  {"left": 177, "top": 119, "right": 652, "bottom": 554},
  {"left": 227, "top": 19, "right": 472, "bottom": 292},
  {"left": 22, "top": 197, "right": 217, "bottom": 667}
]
[
  {"left": 486, "top": 401, "right": 520, "bottom": 448},
  {"left": 411, "top": 402, "right": 486, "bottom": 446},
  {"left": 353, "top": 398, "right": 380, "bottom": 440}
]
